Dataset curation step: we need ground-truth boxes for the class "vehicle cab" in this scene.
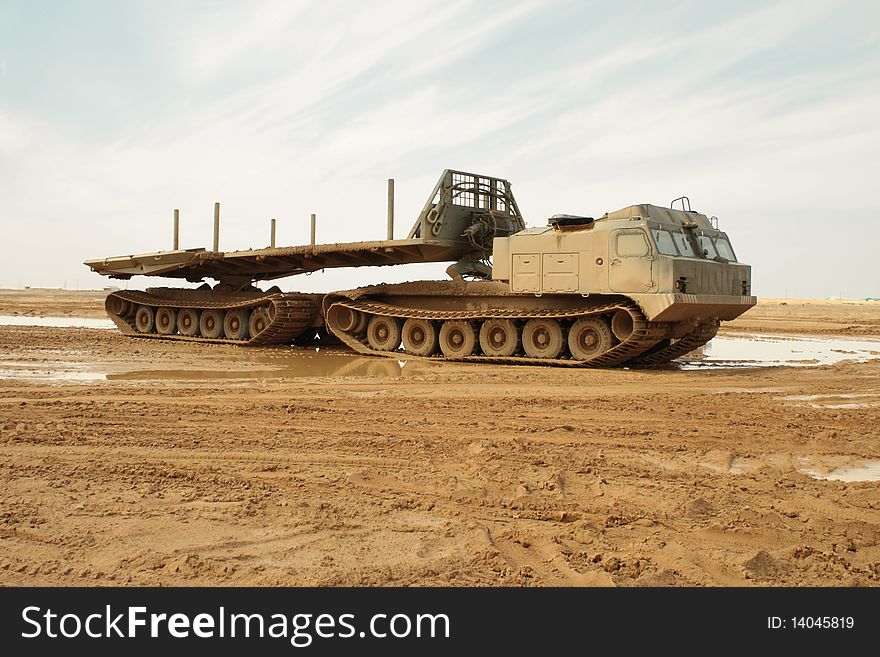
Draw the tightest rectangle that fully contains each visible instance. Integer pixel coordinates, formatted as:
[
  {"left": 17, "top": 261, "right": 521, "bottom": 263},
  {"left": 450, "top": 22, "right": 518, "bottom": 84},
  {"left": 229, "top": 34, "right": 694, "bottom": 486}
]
[{"left": 491, "top": 201, "right": 756, "bottom": 322}]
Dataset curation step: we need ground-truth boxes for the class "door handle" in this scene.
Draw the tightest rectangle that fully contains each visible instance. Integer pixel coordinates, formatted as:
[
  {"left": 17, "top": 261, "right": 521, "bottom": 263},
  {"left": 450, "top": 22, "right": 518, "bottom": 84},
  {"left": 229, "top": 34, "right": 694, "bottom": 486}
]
[{"left": 610, "top": 258, "right": 621, "bottom": 265}]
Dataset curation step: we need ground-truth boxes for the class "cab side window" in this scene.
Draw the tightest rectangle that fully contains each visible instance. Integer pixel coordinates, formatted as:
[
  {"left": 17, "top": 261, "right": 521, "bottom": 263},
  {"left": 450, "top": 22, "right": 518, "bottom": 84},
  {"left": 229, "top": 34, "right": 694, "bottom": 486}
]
[
  {"left": 651, "top": 229, "right": 678, "bottom": 256},
  {"left": 616, "top": 232, "right": 649, "bottom": 257},
  {"left": 672, "top": 231, "right": 695, "bottom": 256}
]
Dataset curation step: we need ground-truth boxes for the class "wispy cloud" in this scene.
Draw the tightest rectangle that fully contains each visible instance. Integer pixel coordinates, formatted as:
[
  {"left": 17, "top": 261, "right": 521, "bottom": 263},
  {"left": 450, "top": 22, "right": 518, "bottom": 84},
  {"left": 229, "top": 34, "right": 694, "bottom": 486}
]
[{"left": 0, "top": 0, "right": 877, "bottom": 296}]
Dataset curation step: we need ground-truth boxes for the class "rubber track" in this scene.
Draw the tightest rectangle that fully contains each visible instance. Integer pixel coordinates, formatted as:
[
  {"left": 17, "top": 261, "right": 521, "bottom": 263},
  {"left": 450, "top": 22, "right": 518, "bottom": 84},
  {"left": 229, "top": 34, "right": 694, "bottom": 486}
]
[
  {"left": 629, "top": 319, "right": 720, "bottom": 366},
  {"left": 325, "top": 299, "right": 670, "bottom": 368},
  {"left": 106, "top": 290, "right": 316, "bottom": 346}
]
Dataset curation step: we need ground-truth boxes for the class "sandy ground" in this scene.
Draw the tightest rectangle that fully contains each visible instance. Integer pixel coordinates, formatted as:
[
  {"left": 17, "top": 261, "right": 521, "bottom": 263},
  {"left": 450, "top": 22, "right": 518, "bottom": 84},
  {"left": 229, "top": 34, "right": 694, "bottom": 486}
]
[
  {"left": 0, "top": 288, "right": 109, "bottom": 319},
  {"left": 724, "top": 297, "right": 880, "bottom": 336},
  {"left": 1, "top": 290, "right": 879, "bottom": 586}
]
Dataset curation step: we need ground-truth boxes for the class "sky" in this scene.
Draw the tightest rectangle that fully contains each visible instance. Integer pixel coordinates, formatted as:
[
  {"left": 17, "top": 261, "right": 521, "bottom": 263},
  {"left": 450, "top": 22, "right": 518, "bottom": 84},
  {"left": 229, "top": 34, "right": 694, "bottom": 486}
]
[{"left": 0, "top": 0, "right": 878, "bottom": 298}]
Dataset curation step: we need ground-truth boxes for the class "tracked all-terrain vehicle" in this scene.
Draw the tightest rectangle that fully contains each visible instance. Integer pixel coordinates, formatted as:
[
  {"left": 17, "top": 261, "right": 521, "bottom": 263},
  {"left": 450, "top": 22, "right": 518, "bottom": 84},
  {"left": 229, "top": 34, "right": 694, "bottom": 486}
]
[{"left": 85, "top": 170, "right": 755, "bottom": 367}]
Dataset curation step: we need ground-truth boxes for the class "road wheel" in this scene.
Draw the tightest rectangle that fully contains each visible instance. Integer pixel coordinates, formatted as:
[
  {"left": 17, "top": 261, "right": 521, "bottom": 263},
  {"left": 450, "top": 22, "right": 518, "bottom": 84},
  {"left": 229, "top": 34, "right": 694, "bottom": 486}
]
[
  {"left": 522, "top": 318, "right": 564, "bottom": 359},
  {"left": 177, "top": 308, "right": 200, "bottom": 336},
  {"left": 224, "top": 308, "right": 250, "bottom": 340},
  {"left": 249, "top": 307, "right": 271, "bottom": 337},
  {"left": 479, "top": 319, "right": 520, "bottom": 357},
  {"left": 107, "top": 295, "right": 131, "bottom": 317},
  {"left": 439, "top": 320, "right": 477, "bottom": 357},
  {"left": 155, "top": 307, "right": 177, "bottom": 335},
  {"left": 402, "top": 318, "right": 439, "bottom": 356},
  {"left": 351, "top": 310, "right": 369, "bottom": 335},
  {"left": 568, "top": 317, "right": 614, "bottom": 361},
  {"left": 611, "top": 310, "right": 633, "bottom": 342},
  {"left": 199, "top": 309, "right": 224, "bottom": 339},
  {"left": 134, "top": 306, "right": 155, "bottom": 333},
  {"left": 327, "top": 305, "right": 365, "bottom": 333},
  {"left": 366, "top": 315, "right": 402, "bottom": 351}
]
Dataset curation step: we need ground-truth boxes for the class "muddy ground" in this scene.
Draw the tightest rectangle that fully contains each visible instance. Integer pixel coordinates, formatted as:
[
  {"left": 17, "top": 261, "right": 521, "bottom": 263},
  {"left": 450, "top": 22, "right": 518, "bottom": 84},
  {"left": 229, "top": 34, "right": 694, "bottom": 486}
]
[
  {"left": 2, "top": 288, "right": 879, "bottom": 334},
  {"left": 1, "top": 290, "right": 879, "bottom": 586}
]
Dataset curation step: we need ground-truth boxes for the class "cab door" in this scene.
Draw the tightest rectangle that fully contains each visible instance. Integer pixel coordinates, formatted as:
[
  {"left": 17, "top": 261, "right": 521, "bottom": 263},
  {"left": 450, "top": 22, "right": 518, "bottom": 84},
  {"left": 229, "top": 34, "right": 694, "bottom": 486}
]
[{"left": 608, "top": 229, "right": 654, "bottom": 292}]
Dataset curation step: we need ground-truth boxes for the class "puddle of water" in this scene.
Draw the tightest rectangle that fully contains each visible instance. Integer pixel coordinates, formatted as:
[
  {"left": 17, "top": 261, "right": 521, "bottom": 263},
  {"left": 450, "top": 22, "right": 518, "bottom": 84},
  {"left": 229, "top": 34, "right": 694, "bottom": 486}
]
[
  {"left": 0, "top": 361, "right": 107, "bottom": 381},
  {"left": 694, "top": 453, "right": 880, "bottom": 482},
  {"left": 0, "top": 349, "right": 436, "bottom": 383},
  {"left": 114, "top": 350, "right": 435, "bottom": 382},
  {"left": 807, "top": 402, "right": 879, "bottom": 409},
  {"left": 0, "top": 315, "right": 114, "bottom": 329},
  {"left": 681, "top": 333, "right": 880, "bottom": 369},
  {"left": 781, "top": 393, "right": 875, "bottom": 401},
  {"left": 798, "top": 458, "right": 880, "bottom": 482},
  {"left": 777, "top": 392, "right": 879, "bottom": 410}
]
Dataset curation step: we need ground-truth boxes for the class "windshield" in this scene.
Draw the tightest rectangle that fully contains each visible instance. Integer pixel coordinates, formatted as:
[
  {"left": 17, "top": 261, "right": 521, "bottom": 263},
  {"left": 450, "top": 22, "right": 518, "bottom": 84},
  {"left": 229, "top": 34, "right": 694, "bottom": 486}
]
[
  {"left": 650, "top": 226, "right": 697, "bottom": 257},
  {"left": 651, "top": 225, "right": 735, "bottom": 260},
  {"left": 714, "top": 236, "right": 737, "bottom": 261},
  {"left": 697, "top": 234, "right": 717, "bottom": 258}
]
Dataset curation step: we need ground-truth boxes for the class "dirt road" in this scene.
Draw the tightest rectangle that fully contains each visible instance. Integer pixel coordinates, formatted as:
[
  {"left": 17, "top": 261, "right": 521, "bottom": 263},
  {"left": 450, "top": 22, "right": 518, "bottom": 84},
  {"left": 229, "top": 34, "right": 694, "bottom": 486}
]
[{"left": 1, "top": 291, "right": 879, "bottom": 586}]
